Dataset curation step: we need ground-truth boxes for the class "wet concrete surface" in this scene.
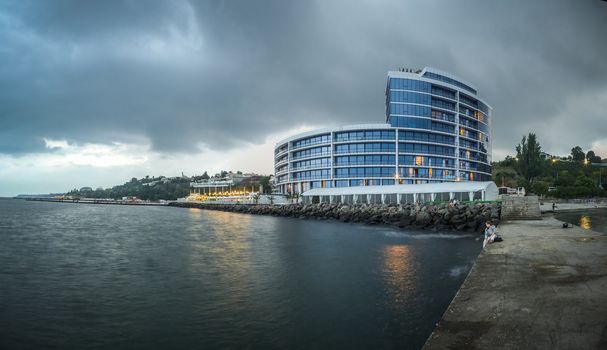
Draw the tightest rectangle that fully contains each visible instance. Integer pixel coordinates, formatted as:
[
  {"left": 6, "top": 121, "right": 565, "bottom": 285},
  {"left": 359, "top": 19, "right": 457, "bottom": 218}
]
[{"left": 423, "top": 215, "right": 607, "bottom": 350}]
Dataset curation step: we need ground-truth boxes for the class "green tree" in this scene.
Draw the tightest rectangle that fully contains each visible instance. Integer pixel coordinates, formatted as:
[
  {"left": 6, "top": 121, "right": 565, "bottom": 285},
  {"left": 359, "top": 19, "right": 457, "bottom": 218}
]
[
  {"left": 492, "top": 165, "right": 518, "bottom": 187},
  {"left": 515, "top": 133, "right": 543, "bottom": 184},
  {"left": 574, "top": 175, "right": 594, "bottom": 188},
  {"left": 531, "top": 182, "right": 549, "bottom": 196},
  {"left": 501, "top": 155, "right": 517, "bottom": 167},
  {"left": 201, "top": 171, "right": 210, "bottom": 180},
  {"left": 586, "top": 150, "right": 602, "bottom": 163},
  {"left": 571, "top": 146, "right": 585, "bottom": 163}
]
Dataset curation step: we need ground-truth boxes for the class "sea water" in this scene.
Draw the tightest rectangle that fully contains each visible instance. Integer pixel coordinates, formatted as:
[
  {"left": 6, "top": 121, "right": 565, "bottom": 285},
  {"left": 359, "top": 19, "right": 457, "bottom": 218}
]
[{"left": 0, "top": 199, "right": 481, "bottom": 349}]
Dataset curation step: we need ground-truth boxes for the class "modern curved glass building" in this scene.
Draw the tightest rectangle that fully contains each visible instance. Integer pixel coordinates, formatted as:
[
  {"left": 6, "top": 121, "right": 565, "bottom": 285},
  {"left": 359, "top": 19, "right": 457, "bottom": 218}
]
[{"left": 274, "top": 67, "right": 492, "bottom": 195}]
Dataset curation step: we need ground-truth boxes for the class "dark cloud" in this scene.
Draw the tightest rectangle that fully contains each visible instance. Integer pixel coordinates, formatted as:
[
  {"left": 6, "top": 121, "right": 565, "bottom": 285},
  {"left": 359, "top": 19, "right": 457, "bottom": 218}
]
[{"left": 0, "top": 0, "right": 606, "bottom": 156}]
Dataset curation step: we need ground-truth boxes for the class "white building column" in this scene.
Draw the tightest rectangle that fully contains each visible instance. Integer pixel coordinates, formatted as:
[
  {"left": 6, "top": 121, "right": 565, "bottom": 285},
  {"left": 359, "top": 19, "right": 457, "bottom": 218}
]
[
  {"left": 381, "top": 194, "right": 386, "bottom": 204},
  {"left": 341, "top": 195, "right": 345, "bottom": 204},
  {"left": 449, "top": 192, "right": 454, "bottom": 200},
  {"left": 329, "top": 195, "right": 334, "bottom": 204},
  {"left": 431, "top": 193, "right": 436, "bottom": 202},
  {"left": 482, "top": 190, "right": 486, "bottom": 201},
  {"left": 354, "top": 194, "right": 359, "bottom": 204},
  {"left": 366, "top": 194, "right": 371, "bottom": 204},
  {"left": 468, "top": 191, "right": 474, "bottom": 201},
  {"left": 397, "top": 193, "right": 402, "bottom": 204}
]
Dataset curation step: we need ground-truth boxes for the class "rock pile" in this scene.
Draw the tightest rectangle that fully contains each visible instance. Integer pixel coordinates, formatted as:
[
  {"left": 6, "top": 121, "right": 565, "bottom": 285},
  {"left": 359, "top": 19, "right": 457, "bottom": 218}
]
[{"left": 170, "top": 202, "right": 501, "bottom": 232}]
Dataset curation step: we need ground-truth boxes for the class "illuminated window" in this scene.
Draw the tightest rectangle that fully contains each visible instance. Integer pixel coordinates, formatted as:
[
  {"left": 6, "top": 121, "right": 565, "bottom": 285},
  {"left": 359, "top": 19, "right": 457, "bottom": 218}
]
[
  {"left": 460, "top": 127, "right": 465, "bottom": 136},
  {"left": 429, "top": 168, "right": 433, "bottom": 177},
  {"left": 415, "top": 156, "right": 424, "bottom": 165}
]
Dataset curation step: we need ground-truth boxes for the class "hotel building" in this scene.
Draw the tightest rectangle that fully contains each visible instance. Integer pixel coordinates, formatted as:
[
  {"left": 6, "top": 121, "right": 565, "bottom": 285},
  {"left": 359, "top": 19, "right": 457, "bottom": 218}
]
[{"left": 274, "top": 67, "right": 492, "bottom": 195}]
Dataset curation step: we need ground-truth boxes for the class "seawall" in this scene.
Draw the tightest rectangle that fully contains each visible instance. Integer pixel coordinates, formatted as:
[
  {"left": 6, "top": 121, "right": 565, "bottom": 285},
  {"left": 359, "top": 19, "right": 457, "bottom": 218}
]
[
  {"left": 169, "top": 202, "right": 501, "bottom": 232},
  {"left": 423, "top": 215, "right": 607, "bottom": 349}
]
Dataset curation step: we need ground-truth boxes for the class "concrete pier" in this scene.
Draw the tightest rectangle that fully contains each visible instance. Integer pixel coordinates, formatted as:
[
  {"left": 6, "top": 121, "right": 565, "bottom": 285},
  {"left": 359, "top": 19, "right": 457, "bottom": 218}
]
[{"left": 423, "top": 216, "right": 607, "bottom": 349}]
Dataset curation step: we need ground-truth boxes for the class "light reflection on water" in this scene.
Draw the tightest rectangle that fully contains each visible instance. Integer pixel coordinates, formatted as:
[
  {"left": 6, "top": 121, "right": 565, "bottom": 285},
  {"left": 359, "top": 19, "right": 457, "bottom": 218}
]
[
  {"left": 382, "top": 245, "right": 415, "bottom": 306},
  {"left": 579, "top": 215, "right": 591, "bottom": 230},
  {"left": 555, "top": 208, "right": 607, "bottom": 234}
]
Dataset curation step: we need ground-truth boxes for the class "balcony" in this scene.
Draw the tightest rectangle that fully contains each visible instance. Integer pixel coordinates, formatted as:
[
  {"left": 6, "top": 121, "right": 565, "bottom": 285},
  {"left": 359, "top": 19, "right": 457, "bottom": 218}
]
[
  {"left": 274, "top": 148, "right": 289, "bottom": 158},
  {"left": 275, "top": 157, "right": 289, "bottom": 167},
  {"left": 334, "top": 149, "right": 395, "bottom": 155},
  {"left": 334, "top": 161, "right": 396, "bottom": 167},
  {"left": 290, "top": 139, "right": 331, "bottom": 151},
  {"left": 290, "top": 151, "right": 332, "bottom": 161},
  {"left": 290, "top": 175, "right": 330, "bottom": 181},
  {"left": 275, "top": 168, "right": 289, "bottom": 176},
  {"left": 333, "top": 136, "right": 395, "bottom": 143},
  {"left": 290, "top": 164, "right": 331, "bottom": 171}
]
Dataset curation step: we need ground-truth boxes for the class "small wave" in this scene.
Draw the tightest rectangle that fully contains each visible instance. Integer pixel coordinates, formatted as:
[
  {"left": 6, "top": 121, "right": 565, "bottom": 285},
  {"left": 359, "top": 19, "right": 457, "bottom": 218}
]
[{"left": 449, "top": 265, "right": 470, "bottom": 278}]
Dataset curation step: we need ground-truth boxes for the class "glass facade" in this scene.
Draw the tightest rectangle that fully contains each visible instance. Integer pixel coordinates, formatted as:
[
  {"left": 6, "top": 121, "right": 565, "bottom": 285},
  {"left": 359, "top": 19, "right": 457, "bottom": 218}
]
[{"left": 274, "top": 67, "right": 492, "bottom": 194}]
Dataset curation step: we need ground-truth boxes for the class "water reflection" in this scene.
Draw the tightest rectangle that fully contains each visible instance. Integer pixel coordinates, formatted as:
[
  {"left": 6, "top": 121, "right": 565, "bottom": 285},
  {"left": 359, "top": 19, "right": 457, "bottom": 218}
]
[
  {"left": 186, "top": 210, "right": 255, "bottom": 296},
  {"left": 579, "top": 215, "right": 591, "bottom": 230},
  {"left": 382, "top": 245, "right": 415, "bottom": 306},
  {"left": 555, "top": 209, "right": 607, "bottom": 234},
  {"left": 187, "top": 207, "right": 202, "bottom": 215}
]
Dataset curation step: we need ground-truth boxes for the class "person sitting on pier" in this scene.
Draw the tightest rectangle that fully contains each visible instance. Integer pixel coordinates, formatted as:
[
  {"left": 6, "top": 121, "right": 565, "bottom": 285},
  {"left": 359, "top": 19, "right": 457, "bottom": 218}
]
[{"left": 483, "top": 221, "right": 497, "bottom": 248}]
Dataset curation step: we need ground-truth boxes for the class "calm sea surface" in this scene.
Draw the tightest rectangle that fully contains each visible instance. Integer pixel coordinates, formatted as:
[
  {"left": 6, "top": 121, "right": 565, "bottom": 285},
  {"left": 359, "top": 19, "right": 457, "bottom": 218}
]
[
  {"left": 555, "top": 208, "right": 607, "bottom": 234},
  {"left": 0, "top": 199, "right": 481, "bottom": 350}
]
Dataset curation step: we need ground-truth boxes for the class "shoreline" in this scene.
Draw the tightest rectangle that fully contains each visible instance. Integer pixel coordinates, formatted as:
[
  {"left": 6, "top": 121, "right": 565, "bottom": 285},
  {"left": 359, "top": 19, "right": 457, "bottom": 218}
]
[
  {"left": 169, "top": 201, "right": 502, "bottom": 233},
  {"left": 18, "top": 197, "right": 170, "bottom": 206},
  {"left": 422, "top": 212, "right": 607, "bottom": 349}
]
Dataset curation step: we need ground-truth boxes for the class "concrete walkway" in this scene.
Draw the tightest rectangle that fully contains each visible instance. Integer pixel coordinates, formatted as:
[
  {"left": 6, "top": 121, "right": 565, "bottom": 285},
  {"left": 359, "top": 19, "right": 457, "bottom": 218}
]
[{"left": 423, "top": 216, "right": 607, "bottom": 350}]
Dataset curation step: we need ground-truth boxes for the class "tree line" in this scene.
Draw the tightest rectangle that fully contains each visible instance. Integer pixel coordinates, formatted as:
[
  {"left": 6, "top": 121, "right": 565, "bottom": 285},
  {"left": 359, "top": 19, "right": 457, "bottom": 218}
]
[
  {"left": 66, "top": 171, "right": 272, "bottom": 201},
  {"left": 493, "top": 133, "right": 605, "bottom": 198}
]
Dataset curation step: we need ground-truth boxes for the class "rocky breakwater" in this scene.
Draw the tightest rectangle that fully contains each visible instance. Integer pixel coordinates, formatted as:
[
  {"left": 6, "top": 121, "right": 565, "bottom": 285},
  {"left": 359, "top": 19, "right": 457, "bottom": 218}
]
[{"left": 170, "top": 202, "right": 501, "bottom": 232}]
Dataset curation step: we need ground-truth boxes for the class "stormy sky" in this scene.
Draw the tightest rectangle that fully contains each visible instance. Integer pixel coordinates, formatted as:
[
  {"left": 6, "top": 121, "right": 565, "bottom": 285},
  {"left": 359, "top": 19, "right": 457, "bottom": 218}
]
[{"left": 1, "top": 0, "right": 606, "bottom": 195}]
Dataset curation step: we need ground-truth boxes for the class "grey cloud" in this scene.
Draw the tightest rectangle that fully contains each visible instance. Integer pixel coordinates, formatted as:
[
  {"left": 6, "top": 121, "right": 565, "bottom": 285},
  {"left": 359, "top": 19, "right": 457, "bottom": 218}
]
[{"left": 0, "top": 0, "right": 606, "bottom": 157}]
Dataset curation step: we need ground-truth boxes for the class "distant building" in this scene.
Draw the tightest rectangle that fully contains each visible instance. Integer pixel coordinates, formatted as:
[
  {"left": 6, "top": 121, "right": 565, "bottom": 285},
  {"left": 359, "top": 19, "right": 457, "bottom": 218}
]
[
  {"left": 227, "top": 172, "right": 262, "bottom": 185},
  {"left": 190, "top": 178, "right": 235, "bottom": 193}
]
